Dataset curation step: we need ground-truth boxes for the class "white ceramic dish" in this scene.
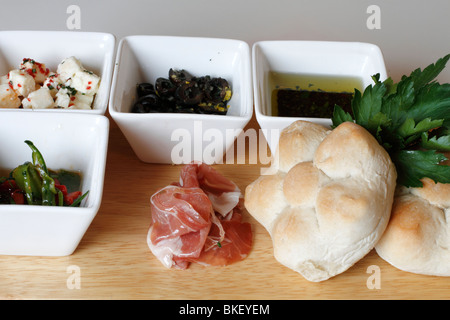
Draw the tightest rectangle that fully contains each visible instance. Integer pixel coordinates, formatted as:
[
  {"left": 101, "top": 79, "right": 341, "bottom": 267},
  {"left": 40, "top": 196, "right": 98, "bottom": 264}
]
[
  {"left": 252, "top": 40, "right": 388, "bottom": 153},
  {"left": 0, "top": 30, "right": 115, "bottom": 114},
  {"left": 0, "top": 112, "right": 109, "bottom": 256},
  {"left": 109, "top": 35, "right": 253, "bottom": 164}
]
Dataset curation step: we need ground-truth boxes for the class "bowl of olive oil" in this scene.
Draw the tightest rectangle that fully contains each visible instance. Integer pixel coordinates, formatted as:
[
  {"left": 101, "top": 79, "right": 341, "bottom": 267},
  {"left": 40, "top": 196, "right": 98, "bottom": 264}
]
[
  {"left": 270, "top": 72, "right": 363, "bottom": 118},
  {"left": 252, "top": 40, "right": 387, "bottom": 154}
]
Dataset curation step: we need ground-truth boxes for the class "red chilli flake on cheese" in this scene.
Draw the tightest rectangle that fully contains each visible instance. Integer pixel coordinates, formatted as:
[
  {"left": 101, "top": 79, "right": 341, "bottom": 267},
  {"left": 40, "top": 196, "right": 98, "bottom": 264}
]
[
  {"left": 25, "top": 69, "right": 35, "bottom": 78},
  {"left": 34, "top": 61, "right": 46, "bottom": 75}
]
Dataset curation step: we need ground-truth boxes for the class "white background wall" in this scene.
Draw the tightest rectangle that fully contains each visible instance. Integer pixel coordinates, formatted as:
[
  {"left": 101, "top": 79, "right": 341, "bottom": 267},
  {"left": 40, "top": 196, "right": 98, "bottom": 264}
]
[{"left": 1, "top": 0, "right": 449, "bottom": 82}]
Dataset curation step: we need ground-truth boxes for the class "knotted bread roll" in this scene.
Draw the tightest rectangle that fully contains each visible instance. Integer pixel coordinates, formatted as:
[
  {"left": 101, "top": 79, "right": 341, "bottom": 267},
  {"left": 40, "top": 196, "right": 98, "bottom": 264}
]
[
  {"left": 375, "top": 161, "right": 450, "bottom": 276},
  {"left": 245, "top": 120, "right": 397, "bottom": 282}
]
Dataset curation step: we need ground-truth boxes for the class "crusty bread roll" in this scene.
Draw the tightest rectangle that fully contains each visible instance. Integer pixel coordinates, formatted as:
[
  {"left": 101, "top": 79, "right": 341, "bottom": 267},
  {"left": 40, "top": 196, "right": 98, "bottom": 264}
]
[
  {"left": 245, "top": 120, "right": 397, "bottom": 282},
  {"left": 375, "top": 168, "right": 450, "bottom": 276}
]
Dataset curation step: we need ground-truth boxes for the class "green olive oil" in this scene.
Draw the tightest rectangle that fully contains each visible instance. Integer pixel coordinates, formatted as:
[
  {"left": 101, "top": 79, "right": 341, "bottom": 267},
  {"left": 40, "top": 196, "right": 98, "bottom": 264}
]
[{"left": 269, "top": 71, "right": 364, "bottom": 118}]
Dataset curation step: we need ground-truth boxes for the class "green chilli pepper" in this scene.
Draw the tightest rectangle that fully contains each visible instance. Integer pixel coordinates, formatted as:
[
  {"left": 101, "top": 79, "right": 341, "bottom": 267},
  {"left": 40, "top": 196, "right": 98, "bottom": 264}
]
[
  {"left": 24, "top": 140, "right": 48, "bottom": 173},
  {"left": 25, "top": 140, "right": 59, "bottom": 206},
  {"left": 35, "top": 165, "right": 57, "bottom": 206},
  {"left": 12, "top": 162, "right": 42, "bottom": 205},
  {"left": 6, "top": 141, "right": 88, "bottom": 207}
]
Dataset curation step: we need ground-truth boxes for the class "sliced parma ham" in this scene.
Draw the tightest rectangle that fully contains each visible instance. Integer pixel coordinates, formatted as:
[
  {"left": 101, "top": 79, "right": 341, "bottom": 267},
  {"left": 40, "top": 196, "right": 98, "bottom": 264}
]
[
  {"left": 194, "top": 204, "right": 253, "bottom": 267},
  {"left": 147, "top": 162, "right": 253, "bottom": 269},
  {"left": 180, "top": 162, "right": 242, "bottom": 217},
  {"left": 148, "top": 185, "right": 212, "bottom": 269}
]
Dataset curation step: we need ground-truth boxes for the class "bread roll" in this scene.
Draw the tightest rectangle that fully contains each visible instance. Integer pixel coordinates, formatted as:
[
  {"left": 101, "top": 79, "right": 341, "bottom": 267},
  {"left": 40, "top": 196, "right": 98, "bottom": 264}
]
[
  {"left": 245, "top": 120, "right": 397, "bottom": 282},
  {"left": 375, "top": 175, "right": 450, "bottom": 276}
]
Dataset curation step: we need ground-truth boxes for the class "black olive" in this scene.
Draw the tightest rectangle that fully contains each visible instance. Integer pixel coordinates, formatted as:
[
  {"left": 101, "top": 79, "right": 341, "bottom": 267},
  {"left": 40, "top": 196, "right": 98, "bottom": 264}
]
[
  {"left": 197, "top": 102, "right": 228, "bottom": 115},
  {"left": 168, "top": 69, "right": 192, "bottom": 85},
  {"left": 193, "top": 76, "right": 211, "bottom": 93},
  {"left": 174, "top": 104, "right": 197, "bottom": 114},
  {"left": 160, "top": 100, "right": 176, "bottom": 113},
  {"left": 131, "top": 101, "right": 148, "bottom": 113},
  {"left": 136, "top": 82, "right": 155, "bottom": 98},
  {"left": 155, "top": 77, "right": 176, "bottom": 100},
  {"left": 204, "top": 77, "right": 231, "bottom": 104},
  {"left": 131, "top": 93, "right": 162, "bottom": 113},
  {"left": 132, "top": 69, "right": 231, "bottom": 115},
  {"left": 175, "top": 81, "right": 204, "bottom": 105}
]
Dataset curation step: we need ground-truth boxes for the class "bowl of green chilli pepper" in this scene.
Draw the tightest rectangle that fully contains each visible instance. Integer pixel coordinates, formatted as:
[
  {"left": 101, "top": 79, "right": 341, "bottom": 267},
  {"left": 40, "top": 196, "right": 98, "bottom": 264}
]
[
  {"left": 0, "top": 111, "right": 109, "bottom": 256},
  {"left": 0, "top": 141, "right": 88, "bottom": 207}
]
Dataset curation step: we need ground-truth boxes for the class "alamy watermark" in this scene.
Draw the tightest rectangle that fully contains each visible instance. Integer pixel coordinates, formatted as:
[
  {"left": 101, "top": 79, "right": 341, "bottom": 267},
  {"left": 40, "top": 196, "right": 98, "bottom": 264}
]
[
  {"left": 367, "top": 5, "right": 381, "bottom": 30},
  {"left": 66, "top": 5, "right": 81, "bottom": 30},
  {"left": 65, "top": 4, "right": 381, "bottom": 32},
  {"left": 170, "top": 121, "right": 280, "bottom": 171},
  {"left": 64, "top": 263, "right": 381, "bottom": 291},
  {"left": 66, "top": 265, "right": 81, "bottom": 289},
  {"left": 366, "top": 265, "right": 382, "bottom": 289}
]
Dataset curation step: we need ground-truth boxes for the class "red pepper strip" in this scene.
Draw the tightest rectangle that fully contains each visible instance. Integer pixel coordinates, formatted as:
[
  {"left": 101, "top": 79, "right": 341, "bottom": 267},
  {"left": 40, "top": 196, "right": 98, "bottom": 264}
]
[
  {"left": 65, "top": 191, "right": 82, "bottom": 206},
  {"left": 0, "top": 179, "right": 16, "bottom": 191},
  {"left": 0, "top": 179, "right": 25, "bottom": 204},
  {"left": 11, "top": 190, "right": 25, "bottom": 204},
  {"left": 55, "top": 184, "right": 82, "bottom": 206},
  {"left": 55, "top": 184, "right": 67, "bottom": 194}
]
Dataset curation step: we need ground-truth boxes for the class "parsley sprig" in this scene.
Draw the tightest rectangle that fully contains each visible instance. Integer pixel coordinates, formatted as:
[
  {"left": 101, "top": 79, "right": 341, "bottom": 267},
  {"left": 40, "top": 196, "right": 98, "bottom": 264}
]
[{"left": 332, "top": 54, "right": 450, "bottom": 188}]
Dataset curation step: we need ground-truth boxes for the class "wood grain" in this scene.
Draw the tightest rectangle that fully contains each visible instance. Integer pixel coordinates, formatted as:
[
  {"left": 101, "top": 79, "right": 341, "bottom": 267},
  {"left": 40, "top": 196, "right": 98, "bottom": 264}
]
[{"left": 0, "top": 114, "right": 448, "bottom": 300}]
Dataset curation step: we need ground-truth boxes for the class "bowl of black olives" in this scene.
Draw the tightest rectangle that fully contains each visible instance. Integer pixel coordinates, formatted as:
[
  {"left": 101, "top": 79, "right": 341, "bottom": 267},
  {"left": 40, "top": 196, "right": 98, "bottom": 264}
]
[{"left": 109, "top": 36, "right": 253, "bottom": 164}]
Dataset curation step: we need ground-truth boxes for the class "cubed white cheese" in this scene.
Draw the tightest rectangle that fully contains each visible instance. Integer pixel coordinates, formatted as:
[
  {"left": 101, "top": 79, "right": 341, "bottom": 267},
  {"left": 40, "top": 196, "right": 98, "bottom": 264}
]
[
  {"left": 71, "top": 69, "right": 101, "bottom": 95},
  {"left": 68, "top": 92, "right": 94, "bottom": 109},
  {"left": 22, "top": 87, "right": 55, "bottom": 109},
  {"left": 54, "top": 86, "right": 73, "bottom": 108},
  {"left": 43, "top": 73, "right": 62, "bottom": 98},
  {"left": 0, "top": 83, "right": 21, "bottom": 108},
  {"left": 20, "top": 58, "right": 50, "bottom": 84},
  {"left": 55, "top": 85, "right": 94, "bottom": 109},
  {"left": 8, "top": 69, "right": 36, "bottom": 97},
  {"left": 57, "top": 56, "right": 83, "bottom": 82}
]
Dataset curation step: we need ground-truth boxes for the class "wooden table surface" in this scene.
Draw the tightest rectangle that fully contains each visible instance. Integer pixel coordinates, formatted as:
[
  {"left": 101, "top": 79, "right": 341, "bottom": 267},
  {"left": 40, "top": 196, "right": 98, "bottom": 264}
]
[{"left": 0, "top": 113, "right": 449, "bottom": 300}]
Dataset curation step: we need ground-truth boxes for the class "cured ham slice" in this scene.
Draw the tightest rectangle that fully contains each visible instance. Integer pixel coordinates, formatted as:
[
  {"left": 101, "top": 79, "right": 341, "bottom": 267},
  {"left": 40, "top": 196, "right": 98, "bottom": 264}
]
[
  {"left": 180, "top": 162, "right": 242, "bottom": 216},
  {"left": 148, "top": 185, "right": 212, "bottom": 269},
  {"left": 147, "top": 162, "right": 253, "bottom": 269},
  {"left": 195, "top": 204, "right": 253, "bottom": 267}
]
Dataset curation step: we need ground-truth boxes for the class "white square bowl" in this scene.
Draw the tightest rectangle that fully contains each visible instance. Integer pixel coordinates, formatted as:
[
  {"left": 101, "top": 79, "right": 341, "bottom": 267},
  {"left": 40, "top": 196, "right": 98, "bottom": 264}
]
[
  {"left": 0, "top": 112, "right": 109, "bottom": 256},
  {"left": 109, "top": 35, "right": 253, "bottom": 164},
  {"left": 253, "top": 40, "right": 387, "bottom": 153},
  {"left": 0, "top": 30, "right": 116, "bottom": 114}
]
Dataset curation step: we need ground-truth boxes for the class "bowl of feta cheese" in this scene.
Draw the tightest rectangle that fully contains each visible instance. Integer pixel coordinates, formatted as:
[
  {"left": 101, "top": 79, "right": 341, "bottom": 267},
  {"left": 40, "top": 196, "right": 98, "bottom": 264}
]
[{"left": 0, "top": 31, "right": 115, "bottom": 114}]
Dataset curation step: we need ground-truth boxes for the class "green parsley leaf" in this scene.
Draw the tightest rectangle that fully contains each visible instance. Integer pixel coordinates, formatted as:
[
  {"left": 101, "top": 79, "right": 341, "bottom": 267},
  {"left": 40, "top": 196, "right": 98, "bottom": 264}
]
[
  {"left": 397, "top": 118, "right": 443, "bottom": 140},
  {"left": 408, "top": 54, "right": 450, "bottom": 90},
  {"left": 421, "top": 132, "right": 450, "bottom": 151},
  {"left": 331, "top": 105, "right": 353, "bottom": 127},
  {"left": 351, "top": 82, "right": 386, "bottom": 130},
  {"left": 332, "top": 54, "right": 450, "bottom": 188},
  {"left": 393, "top": 150, "right": 450, "bottom": 188}
]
